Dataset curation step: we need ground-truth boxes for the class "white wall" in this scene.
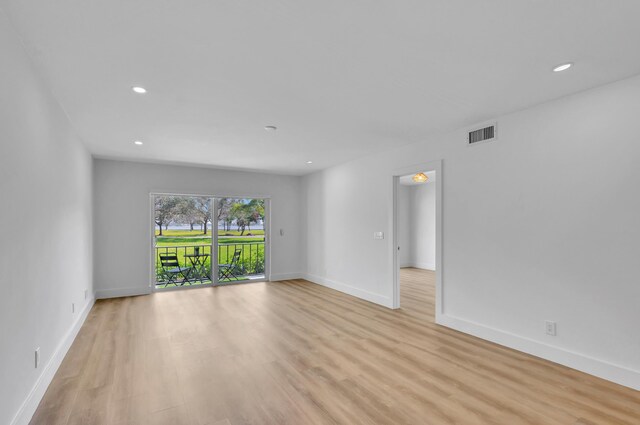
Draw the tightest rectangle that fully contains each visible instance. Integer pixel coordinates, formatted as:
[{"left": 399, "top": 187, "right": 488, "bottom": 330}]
[
  {"left": 303, "top": 74, "right": 640, "bottom": 389},
  {"left": 398, "top": 183, "right": 437, "bottom": 270},
  {"left": 93, "top": 159, "right": 304, "bottom": 298},
  {"left": 409, "top": 182, "right": 436, "bottom": 270},
  {"left": 397, "top": 185, "right": 412, "bottom": 267},
  {"left": 0, "top": 10, "right": 94, "bottom": 425}
]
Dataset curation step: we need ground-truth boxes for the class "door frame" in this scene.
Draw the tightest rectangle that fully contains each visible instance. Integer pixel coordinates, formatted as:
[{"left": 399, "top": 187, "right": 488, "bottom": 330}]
[
  {"left": 390, "top": 160, "right": 443, "bottom": 322},
  {"left": 149, "top": 192, "right": 271, "bottom": 292}
]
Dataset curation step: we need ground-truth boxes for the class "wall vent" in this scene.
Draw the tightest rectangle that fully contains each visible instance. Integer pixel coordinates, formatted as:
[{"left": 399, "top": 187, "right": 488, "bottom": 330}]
[{"left": 468, "top": 124, "right": 497, "bottom": 145}]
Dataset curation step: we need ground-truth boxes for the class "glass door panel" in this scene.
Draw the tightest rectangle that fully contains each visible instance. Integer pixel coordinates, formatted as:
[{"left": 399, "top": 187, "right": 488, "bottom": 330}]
[
  {"left": 214, "top": 198, "right": 266, "bottom": 284},
  {"left": 153, "top": 195, "right": 212, "bottom": 289}
]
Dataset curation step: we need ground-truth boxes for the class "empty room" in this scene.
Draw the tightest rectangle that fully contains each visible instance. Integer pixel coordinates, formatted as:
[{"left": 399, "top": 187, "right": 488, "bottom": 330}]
[{"left": 1, "top": 1, "right": 639, "bottom": 424}]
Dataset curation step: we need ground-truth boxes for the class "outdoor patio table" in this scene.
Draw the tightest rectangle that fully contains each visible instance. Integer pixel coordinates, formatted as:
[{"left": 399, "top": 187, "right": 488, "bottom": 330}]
[{"left": 184, "top": 253, "right": 211, "bottom": 283}]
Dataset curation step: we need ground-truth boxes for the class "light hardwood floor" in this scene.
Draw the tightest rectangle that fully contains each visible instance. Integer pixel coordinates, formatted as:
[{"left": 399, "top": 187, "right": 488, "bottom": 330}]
[{"left": 31, "top": 268, "right": 639, "bottom": 424}]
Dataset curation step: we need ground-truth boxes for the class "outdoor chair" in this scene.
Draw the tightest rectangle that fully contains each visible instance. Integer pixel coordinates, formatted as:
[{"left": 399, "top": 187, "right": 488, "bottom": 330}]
[
  {"left": 219, "top": 249, "right": 242, "bottom": 281},
  {"left": 159, "top": 254, "right": 192, "bottom": 287}
]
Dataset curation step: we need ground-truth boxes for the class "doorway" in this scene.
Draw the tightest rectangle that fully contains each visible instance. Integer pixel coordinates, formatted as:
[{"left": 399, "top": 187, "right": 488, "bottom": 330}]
[
  {"left": 151, "top": 194, "right": 269, "bottom": 290},
  {"left": 392, "top": 161, "right": 442, "bottom": 321}
]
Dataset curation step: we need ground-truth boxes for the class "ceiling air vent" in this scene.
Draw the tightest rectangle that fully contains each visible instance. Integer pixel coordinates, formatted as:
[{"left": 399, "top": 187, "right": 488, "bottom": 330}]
[{"left": 468, "top": 123, "right": 497, "bottom": 145}]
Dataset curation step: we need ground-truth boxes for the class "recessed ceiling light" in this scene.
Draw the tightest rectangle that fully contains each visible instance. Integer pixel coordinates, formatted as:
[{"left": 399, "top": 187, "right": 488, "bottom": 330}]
[
  {"left": 306, "top": 161, "right": 313, "bottom": 164},
  {"left": 264, "top": 125, "right": 277, "bottom": 132},
  {"left": 134, "top": 140, "right": 143, "bottom": 145},
  {"left": 132, "top": 86, "right": 147, "bottom": 94},
  {"left": 553, "top": 63, "right": 573, "bottom": 72}
]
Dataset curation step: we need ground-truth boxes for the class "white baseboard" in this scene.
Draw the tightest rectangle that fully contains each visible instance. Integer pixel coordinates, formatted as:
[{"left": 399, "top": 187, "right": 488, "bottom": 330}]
[
  {"left": 270, "top": 272, "right": 303, "bottom": 281},
  {"left": 95, "top": 287, "right": 151, "bottom": 299},
  {"left": 438, "top": 313, "right": 640, "bottom": 391},
  {"left": 10, "top": 297, "right": 96, "bottom": 425},
  {"left": 402, "top": 262, "right": 435, "bottom": 271},
  {"left": 412, "top": 261, "right": 435, "bottom": 271},
  {"left": 302, "top": 273, "right": 393, "bottom": 308}
]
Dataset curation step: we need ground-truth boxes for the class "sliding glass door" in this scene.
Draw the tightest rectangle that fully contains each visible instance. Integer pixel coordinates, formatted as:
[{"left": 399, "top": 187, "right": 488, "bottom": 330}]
[
  {"left": 152, "top": 194, "right": 267, "bottom": 290},
  {"left": 153, "top": 195, "right": 213, "bottom": 288},
  {"left": 214, "top": 198, "right": 267, "bottom": 284}
]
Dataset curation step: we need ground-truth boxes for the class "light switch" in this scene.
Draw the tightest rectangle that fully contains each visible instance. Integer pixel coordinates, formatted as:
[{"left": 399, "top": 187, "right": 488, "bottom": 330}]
[{"left": 373, "top": 231, "right": 384, "bottom": 240}]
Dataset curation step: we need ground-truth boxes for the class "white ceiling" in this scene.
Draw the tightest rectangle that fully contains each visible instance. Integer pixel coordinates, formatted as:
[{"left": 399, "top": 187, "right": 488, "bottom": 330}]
[
  {"left": 400, "top": 171, "right": 436, "bottom": 186},
  {"left": 3, "top": 0, "right": 640, "bottom": 175}
]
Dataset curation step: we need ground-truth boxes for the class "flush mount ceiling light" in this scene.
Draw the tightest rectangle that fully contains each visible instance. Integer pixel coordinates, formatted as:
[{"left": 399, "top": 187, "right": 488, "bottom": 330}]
[
  {"left": 264, "top": 125, "right": 277, "bottom": 132},
  {"left": 306, "top": 161, "right": 313, "bottom": 164},
  {"left": 553, "top": 63, "right": 573, "bottom": 72},
  {"left": 134, "top": 140, "right": 143, "bottom": 145},
  {"left": 132, "top": 86, "right": 147, "bottom": 94},
  {"left": 412, "top": 172, "right": 428, "bottom": 183}
]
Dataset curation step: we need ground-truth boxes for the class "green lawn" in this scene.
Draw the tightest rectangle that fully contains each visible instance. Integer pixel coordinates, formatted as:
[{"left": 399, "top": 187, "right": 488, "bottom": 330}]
[
  {"left": 155, "top": 229, "right": 264, "bottom": 237},
  {"left": 156, "top": 236, "right": 264, "bottom": 246}
]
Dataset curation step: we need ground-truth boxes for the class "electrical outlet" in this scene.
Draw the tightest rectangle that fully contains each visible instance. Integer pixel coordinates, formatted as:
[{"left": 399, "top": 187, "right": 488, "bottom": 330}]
[
  {"left": 373, "top": 231, "right": 384, "bottom": 240},
  {"left": 545, "top": 321, "right": 557, "bottom": 336},
  {"left": 35, "top": 348, "right": 40, "bottom": 368}
]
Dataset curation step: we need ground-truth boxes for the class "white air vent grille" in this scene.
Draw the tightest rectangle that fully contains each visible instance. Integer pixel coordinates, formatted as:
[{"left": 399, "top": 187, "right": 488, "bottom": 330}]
[{"left": 468, "top": 125, "right": 496, "bottom": 145}]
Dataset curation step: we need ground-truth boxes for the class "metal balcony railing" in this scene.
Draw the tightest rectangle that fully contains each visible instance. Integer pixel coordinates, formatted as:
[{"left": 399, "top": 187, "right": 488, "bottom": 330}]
[{"left": 155, "top": 241, "right": 265, "bottom": 286}]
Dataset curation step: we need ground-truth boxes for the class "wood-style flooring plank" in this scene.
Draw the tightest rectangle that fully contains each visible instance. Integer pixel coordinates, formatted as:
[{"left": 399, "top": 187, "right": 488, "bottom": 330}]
[{"left": 30, "top": 269, "right": 640, "bottom": 424}]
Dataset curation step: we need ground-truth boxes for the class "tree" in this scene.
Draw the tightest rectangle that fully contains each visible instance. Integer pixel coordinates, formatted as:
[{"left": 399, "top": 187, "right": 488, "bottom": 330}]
[
  {"left": 230, "top": 201, "right": 248, "bottom": 235},
  {"left": 154, "top": 196, "right": 180, "bottom": 236},
  {"left": 224, "top": 215, "right": 233, "bottom": 231},
  {"left": 175, "top": 198, "right": 198, "bottom": 230},
  {"left": 217, "top": 198, "right": 233, "bottom": 231},
  {"left": 194, "top": 197, "right": 211, "bottom": 235},
  {"left": 229, "top": 199, "right": 265, "bottom": 235},
  {"left": 245, "top": 199, "right": 264, "bottom": 232}
]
